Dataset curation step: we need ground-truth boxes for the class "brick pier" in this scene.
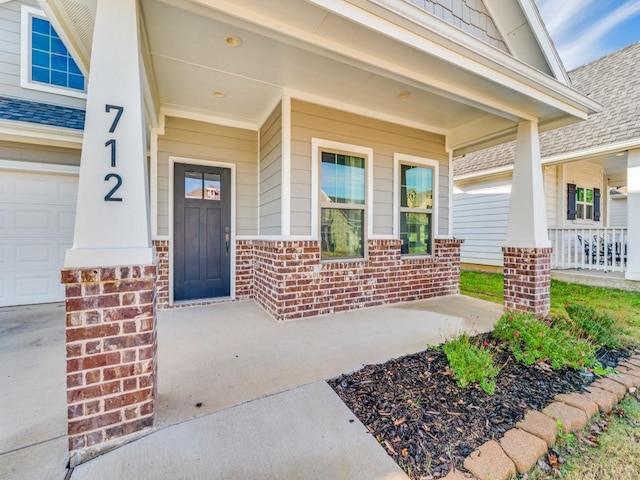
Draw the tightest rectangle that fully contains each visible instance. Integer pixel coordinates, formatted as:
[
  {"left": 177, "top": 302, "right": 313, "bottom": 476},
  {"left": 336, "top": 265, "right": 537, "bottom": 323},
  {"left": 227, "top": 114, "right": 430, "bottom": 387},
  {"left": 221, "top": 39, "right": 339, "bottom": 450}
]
[
  {"left": 62, "top": 265, "right": 157, "bottom": 464},
  {"left": 503, "top": 247, "right": 552, "bottom": 318}
]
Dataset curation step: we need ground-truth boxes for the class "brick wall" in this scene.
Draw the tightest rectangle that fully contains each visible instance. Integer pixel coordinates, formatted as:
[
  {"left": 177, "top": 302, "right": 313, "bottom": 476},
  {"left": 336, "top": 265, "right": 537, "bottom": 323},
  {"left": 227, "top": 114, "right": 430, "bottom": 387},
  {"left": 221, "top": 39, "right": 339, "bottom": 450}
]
[
  {"left": 503, "top": 247, "right": 552, "bottom": 318},
  {"left": 251, "top": 238, "right": 462, "bottom": 321},
  {"left": 62, "top": 265, "right": 157, "bottom": 458},
  {"left": 235, "top": 240, "right": 254, "bottom": 299},
  {"left": 153, "top": 240, "right": 169, "bottom": 309}
]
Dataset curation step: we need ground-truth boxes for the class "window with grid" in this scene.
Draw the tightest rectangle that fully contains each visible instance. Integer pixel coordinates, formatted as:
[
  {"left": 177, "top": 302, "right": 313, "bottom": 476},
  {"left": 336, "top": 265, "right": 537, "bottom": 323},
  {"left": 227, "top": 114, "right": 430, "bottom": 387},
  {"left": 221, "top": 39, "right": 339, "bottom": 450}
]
[
  {"left": 320, "top": 151, "right": 365, "bottom": 259},
  {"left": 399, "top": 163, "right": 433, "bottom": 255}
]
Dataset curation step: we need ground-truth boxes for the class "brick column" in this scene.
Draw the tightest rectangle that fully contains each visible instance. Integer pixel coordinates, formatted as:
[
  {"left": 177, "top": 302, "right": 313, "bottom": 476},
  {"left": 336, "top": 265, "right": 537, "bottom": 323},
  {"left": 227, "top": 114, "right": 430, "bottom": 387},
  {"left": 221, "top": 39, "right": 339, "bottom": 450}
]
[
  {"left": 153, "top": 240, "right": 169, "bottom": 308},
  {"left": 503, "top": 247, "right": 551, "bottom": 318},
  {"left": 63, "top": 265, "right": 156, "bottom": 465}
]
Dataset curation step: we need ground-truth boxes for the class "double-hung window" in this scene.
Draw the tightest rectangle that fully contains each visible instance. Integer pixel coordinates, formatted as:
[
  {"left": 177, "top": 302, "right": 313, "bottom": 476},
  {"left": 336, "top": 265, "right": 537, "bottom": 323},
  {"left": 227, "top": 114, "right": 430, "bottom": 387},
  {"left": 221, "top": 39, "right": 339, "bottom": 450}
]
[
  {"left": 567, "top": 184, "right": 601, "bottom": 221},
  {"left": 320, "top": 151, "right": 366, "bottom": 259},
  {"left": 21, "top": 6, "right": 86, "bottom": 97},
  {"left": 395, "top": 155, "right": 438, "bottom": 255}
]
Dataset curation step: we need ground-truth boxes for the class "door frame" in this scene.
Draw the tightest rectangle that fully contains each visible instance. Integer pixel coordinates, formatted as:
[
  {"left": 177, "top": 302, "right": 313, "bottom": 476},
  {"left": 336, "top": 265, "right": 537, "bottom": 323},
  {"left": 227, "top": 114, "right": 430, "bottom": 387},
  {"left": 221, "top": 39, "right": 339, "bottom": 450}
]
[{"left": 168, "top": 156, "right": 236, "bottom": 305}]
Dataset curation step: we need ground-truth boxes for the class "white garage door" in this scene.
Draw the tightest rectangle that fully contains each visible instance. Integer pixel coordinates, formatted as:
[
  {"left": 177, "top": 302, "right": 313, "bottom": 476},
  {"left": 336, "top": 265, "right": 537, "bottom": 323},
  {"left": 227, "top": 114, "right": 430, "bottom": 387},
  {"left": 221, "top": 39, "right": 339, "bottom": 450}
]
[{"left": 0, "top": 167, "right": 78, "bottom": 307}]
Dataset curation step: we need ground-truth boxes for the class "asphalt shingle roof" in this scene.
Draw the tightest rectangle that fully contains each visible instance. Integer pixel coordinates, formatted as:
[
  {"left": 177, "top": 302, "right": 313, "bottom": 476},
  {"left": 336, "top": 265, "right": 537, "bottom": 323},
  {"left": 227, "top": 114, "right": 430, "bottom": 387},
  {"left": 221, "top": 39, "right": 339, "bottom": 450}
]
[
  {"left": 454, "top": 42, "right": 640, "bottom": 177},
  {"left": 0, "top": 96, "right": 85, "bottom": 131}
]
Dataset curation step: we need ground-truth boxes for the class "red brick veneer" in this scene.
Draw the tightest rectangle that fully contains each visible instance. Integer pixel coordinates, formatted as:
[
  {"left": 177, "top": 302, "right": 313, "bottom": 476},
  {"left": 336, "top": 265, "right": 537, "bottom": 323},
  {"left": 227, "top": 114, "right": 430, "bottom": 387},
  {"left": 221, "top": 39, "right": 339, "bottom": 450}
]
[
  {"left": 153, "top": 240, "right": 169, "bottom": 309},
  {"left": 62, "top": 265, "right": 157, "bottom": 456},
  {"left": 251, "top": 238, "right": 462, "bottom": 321},
  {"left": 503, "top": 247, "right": 552, "bottom": 318}
]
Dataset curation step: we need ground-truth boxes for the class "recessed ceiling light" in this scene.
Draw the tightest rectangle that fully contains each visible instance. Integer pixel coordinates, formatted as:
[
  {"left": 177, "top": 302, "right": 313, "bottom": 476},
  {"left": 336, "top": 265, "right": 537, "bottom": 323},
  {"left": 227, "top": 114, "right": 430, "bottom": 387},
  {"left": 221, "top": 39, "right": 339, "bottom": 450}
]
[
  {"left": 212, "top": 91, "right": 225, "bottom": 98},
  {"left": 615, "top": 152, "right": 625, "bottom": 156},
  {"left": 225, "top": 36, "right": 242, "bottom": 47},
  {"left": 397, "top": 91, "right": 411, "bottom": 99}
]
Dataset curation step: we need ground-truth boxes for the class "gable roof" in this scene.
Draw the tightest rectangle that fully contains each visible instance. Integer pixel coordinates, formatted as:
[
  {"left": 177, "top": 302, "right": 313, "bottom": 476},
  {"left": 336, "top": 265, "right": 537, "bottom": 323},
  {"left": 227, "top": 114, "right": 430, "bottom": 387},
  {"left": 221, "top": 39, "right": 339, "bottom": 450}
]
[
  {"left": 0, "top": 96, "right": 86, "bottom": 130},
  {"left": 454, "top": 42, "right": 640, "bottom": 177}
]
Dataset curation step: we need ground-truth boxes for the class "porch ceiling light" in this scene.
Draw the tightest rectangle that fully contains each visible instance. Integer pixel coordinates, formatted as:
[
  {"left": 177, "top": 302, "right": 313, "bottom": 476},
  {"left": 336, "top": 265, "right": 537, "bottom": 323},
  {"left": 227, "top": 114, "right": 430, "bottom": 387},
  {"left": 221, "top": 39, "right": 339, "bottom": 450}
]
[
  {"left": 212, "top": 91, "right": 225, "bottom": 98},
  {"left": 225, "top": 36, "right": 243, "bottom": 47},
  {"left": 397, "top": 91, "right": 411, "bottom": 99}
]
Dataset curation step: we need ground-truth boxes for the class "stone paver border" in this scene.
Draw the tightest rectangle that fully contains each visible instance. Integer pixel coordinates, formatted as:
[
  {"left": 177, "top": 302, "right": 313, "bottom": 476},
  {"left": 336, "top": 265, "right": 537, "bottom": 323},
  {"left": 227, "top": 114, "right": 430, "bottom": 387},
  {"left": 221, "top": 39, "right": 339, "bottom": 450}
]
[{"left": 443, "top": 354, "right": 640, "bottom": 480}]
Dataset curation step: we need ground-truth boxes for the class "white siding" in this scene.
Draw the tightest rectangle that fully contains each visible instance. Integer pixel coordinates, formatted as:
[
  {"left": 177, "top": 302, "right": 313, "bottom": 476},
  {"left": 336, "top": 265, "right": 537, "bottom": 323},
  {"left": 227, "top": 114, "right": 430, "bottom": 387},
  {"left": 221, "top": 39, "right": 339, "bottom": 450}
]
[
  {"left": 609, "top": 196, "right": 627, "bottom": 227},
  {"left": 561, "top": 161, "right": 604, "bottom": 228},
  {"left": 453, "top": 175, "right": 512, "bottom": 266},
  {"left": 290, "top": 100, "right": 448, "bottom": 237},
  {"left": 0, "top": 1, "right": 85, "bottom": 108},
  {"left": 156, "top": 117, "right": 258, "bottom": 237},
  {"left": 544, "top": 165, "right": 558, "bottom": 228},
  {"left": 259, "top": 103, "right": 282, "bottom": 235}
]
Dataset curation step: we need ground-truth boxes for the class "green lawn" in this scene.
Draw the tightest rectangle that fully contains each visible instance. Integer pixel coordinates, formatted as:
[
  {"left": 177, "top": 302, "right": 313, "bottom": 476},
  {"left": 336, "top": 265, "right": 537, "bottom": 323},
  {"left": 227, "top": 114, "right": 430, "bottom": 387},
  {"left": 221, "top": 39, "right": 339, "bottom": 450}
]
[
  {"left": 460, "top": 270, "right": 640, "bottom": 340},
  {"left": 460, "top": 269, "right": 640, "bottom": 479}
]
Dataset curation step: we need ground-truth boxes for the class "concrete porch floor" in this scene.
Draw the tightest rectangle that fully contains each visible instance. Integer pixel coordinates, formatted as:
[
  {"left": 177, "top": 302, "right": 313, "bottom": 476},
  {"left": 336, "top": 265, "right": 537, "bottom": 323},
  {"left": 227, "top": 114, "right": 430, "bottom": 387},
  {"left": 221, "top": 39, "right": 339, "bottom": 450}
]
[{"left": 0, "top": 295, "right": 502, "bottom": 480}]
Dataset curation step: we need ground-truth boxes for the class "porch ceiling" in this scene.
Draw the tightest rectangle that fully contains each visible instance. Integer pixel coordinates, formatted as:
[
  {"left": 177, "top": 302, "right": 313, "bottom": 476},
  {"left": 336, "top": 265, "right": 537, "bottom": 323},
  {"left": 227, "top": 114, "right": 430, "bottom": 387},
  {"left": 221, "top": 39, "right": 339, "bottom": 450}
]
[{"left": 44, "top": 0, "right": 600, "bottom": 154}]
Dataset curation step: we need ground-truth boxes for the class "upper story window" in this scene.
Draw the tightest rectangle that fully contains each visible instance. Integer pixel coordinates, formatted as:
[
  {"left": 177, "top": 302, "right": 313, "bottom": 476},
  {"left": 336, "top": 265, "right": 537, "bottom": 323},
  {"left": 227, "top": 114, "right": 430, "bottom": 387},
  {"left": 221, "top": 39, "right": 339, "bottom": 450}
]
[
  {"left": 394, "top": 154, "right": 438, "bottom": 256},
  {"left": 21, "top": 6, "right": 86, "bottom": 98},
  {"left": 320, "top": 151, "right": 366, "bottom": 259}
]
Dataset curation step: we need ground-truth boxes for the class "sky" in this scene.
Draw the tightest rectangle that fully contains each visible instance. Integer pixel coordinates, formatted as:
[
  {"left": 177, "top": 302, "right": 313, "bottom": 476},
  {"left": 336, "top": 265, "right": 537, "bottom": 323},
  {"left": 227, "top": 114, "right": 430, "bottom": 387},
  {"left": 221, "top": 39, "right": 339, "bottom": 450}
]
[{"left": 535, "top": 0, "right": 640, "bottom": 70}]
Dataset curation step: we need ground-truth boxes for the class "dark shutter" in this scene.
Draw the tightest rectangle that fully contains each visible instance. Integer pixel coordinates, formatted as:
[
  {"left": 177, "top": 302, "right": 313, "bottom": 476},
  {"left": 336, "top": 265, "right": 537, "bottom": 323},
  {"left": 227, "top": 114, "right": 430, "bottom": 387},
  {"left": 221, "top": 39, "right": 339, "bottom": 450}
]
[
  {"left": 567, "top": 183, "right": 576, "bottom": 220},
  {"left": 593, "top": 188, "right": 601, "bottom": 221}
]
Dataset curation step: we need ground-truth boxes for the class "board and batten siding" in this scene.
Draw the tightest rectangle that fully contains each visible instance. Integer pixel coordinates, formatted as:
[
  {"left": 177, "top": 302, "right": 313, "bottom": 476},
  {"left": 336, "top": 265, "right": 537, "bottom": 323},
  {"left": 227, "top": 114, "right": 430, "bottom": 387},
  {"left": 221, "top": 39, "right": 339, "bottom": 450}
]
[
  {"left": 453, "top": 175, "right": 511, "bottom": 267},
  {"left": 0, "top": 140, "right": 80, "bottom": 166},
  {"left": 156, "top": 117, "right": 258, "bottom": 237},
  {"left": 289, "top": 99, "right": 448, "bottom": 237},
  {"left": 259, "top": 103, "right": 282, "bottom": 235},
  {"left": 0, "top": 0, "right": 85, "bottom": 108}
]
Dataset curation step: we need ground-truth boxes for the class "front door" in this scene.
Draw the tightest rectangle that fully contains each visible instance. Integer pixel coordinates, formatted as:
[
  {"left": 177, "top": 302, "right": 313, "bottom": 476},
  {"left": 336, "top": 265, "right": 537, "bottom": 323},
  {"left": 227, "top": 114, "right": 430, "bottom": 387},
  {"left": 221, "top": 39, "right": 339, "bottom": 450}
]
[{"left": 174, "top": 163, "right": 231, "bottom": 301}]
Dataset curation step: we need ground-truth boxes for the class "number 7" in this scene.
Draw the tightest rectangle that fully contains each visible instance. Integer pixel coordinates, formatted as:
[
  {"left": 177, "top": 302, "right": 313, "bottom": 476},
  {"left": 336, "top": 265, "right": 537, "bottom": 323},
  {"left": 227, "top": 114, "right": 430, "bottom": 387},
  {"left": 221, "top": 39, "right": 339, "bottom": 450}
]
[{"left": 105, "top": 104, "right": 124, "bottom": 133}]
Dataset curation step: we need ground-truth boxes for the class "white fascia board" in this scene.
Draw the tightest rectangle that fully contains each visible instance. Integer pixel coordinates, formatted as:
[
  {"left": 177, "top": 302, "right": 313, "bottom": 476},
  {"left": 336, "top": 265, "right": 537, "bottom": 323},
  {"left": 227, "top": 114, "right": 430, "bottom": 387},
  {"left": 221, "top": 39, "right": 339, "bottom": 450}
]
[
  {"left": 0, "top": 120, "right": 83, "bottom": 149},
  {"left": 454, "top": 137, "right": 640, "bottom": 182},
  {"left": 314, "top": 0, "right": 598, "bottom": 116},
  {"left": 160, "top": 107, "right": 259, "bottom": 131}
]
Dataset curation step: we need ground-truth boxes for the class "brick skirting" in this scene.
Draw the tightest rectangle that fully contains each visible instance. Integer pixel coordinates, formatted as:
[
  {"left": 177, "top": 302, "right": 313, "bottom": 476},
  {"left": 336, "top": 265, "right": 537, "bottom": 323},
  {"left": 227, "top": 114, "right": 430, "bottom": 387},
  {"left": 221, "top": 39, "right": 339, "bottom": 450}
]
[
  {"left": 62, "top": 265, "right": 157, "bottom": 463},
  {"left": 503, "top": 247, "right": 552, "bottom": 318}
]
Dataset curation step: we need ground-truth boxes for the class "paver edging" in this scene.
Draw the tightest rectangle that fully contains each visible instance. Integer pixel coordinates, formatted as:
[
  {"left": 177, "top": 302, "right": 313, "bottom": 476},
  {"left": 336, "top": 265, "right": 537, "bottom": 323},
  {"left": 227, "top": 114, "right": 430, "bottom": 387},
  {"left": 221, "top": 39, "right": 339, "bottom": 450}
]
[{"left": 453, "top": 366, "right": 635, "bottom": 480}]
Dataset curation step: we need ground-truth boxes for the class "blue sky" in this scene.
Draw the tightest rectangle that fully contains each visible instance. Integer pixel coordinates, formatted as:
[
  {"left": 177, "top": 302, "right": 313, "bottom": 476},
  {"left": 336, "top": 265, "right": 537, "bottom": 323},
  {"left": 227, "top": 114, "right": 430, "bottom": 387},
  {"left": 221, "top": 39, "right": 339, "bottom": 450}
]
[{"left": 535, "top": 0, "right": 640, "bottom": 70}]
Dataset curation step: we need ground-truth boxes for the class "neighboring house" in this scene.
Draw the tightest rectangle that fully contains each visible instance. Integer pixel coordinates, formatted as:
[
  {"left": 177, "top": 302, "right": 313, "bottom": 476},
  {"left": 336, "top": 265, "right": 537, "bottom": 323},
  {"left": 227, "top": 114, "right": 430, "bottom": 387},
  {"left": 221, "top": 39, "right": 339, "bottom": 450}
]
[
  {"left": 1, "top": 0, "right": 601, "bottom": 460},
  {"left": 453, "top": 42, "right": 640, "bottom": 286}
]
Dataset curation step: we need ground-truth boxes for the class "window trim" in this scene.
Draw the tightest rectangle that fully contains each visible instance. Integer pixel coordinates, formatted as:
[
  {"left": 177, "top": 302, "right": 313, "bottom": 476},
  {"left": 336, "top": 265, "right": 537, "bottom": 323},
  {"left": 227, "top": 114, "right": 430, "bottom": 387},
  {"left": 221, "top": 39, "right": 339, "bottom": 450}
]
[
  {"left": 393, "top": 153, "right": 439, "bottom": 255},
  {"left": 311, "top": 138, "right": 373, "bottom": 260},
  {"left": 20, "top": 5, "right": 87, "bottom": 99}
]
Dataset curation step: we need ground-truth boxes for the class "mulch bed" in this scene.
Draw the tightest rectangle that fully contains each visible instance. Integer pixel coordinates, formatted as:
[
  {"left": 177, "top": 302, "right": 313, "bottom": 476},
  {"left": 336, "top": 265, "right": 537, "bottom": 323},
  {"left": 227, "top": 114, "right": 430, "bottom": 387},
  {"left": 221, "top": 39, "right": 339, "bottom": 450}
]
[{"left": 329, "top": 333, "right": 632, "bottom": 479}]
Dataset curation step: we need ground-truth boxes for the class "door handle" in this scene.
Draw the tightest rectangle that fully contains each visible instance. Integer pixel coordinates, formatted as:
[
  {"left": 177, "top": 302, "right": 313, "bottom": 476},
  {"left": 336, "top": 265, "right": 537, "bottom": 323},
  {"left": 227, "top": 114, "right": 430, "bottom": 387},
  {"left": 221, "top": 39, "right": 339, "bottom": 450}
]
[{"left": 225, "top": 227, "right": 230, "bottom": 256}]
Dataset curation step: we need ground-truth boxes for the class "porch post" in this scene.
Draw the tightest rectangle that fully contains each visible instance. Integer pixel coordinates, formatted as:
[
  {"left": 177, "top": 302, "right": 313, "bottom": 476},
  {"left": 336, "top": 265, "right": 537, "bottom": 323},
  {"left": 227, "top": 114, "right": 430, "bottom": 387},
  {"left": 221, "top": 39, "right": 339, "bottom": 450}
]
[
  {"left": 503, "top": 120, "right": 552, "bottom": 317},
  {"left": 626, "top": 148, "right": 640, "bottom": 281},
  {"left": 62, "top": 0, "right": 157, "bottom": 464}
]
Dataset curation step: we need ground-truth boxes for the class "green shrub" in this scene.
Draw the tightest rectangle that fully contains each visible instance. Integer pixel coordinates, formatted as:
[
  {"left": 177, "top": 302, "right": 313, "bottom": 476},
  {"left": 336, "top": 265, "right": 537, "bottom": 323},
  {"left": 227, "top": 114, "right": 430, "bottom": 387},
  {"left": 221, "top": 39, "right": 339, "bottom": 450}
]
[
  {"left": 494, "top": 311, "right": 596, "bottom": 370},
  {"left": 442, "top": 333, "right": 500, "bottom": 394},
  {"left": 564, "top": 303, "right": 622, "bottom": 348}
]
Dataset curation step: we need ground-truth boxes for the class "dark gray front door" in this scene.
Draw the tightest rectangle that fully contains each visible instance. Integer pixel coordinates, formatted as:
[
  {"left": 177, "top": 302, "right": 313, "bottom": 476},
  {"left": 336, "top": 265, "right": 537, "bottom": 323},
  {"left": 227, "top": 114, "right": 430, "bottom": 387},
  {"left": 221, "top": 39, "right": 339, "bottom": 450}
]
[{"left": 174, "top": 163, "right": 231, "bottom": 301}]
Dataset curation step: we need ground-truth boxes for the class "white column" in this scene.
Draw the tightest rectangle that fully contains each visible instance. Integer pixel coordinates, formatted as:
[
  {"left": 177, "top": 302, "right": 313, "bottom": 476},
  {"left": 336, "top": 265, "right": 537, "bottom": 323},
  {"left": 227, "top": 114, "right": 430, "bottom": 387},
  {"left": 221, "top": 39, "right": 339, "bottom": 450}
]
[
  {"left": 64, "top": 0, "right": 153, "bottom": 268},
  {"left": 504, "top": 120, "right": 550, "bottom": 248},
  {"left": 626, "top": 148, "right": 640, "bottom": 281}
]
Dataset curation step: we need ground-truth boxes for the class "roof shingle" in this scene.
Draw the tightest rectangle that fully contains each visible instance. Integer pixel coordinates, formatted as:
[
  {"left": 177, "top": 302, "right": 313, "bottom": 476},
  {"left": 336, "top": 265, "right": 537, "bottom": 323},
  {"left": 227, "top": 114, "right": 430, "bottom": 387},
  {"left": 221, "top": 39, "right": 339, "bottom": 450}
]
[{"left": 0, "top": 96, "right": 85, "bottom": 131}]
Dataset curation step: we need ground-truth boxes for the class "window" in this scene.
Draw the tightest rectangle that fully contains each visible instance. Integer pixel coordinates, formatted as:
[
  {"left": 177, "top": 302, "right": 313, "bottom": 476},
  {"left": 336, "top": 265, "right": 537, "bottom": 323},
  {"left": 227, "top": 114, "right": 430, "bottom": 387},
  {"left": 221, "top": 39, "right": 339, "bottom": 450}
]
[
  {"left": 399, "top": 164, "right": 434, "bottom": 255},
  {"left": 21, "top": 6, "right": 86, "bottom": 97},
  {"left": 567, "top": 184, "right": 600, "bottom": 221},
  {"left": 320, "top": 151, "right": 365, "bottom": 258}
]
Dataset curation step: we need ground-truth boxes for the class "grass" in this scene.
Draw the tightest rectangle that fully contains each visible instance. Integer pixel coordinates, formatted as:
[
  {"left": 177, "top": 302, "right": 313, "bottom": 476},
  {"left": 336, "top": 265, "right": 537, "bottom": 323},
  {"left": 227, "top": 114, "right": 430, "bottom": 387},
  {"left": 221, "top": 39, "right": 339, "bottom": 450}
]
[
  {"left": 460, "top": 270, "right": 640, "bottom": 340},
  {"left": 441, "top": 333, "right": 500, "bottom": 394},
  {"left": 460, "top": 269, "right": 640, "bottom": 479}
]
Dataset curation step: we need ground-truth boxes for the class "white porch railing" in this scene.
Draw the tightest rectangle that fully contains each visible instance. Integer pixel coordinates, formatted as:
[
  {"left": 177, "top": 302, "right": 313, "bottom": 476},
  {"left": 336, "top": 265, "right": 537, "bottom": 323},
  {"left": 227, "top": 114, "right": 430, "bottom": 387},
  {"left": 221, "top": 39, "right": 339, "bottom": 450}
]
[{"left": 548, "top": 228, "right": 628, "bottom": 272}]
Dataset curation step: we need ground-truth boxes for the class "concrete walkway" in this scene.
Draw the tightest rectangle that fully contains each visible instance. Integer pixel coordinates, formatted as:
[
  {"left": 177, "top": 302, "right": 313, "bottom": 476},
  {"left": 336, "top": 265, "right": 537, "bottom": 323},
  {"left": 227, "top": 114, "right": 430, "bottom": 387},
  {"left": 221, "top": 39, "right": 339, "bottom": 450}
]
[{"left": 0, "top": 295, "right": 502, "bottom": 480}]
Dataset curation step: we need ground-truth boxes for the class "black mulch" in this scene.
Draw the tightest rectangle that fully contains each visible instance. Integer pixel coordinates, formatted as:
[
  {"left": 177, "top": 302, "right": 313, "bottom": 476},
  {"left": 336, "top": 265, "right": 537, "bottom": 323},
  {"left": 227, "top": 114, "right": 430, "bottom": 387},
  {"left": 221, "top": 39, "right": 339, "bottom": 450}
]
[{"left": 329, "top": 333, "right": 633, "bottom": 479}]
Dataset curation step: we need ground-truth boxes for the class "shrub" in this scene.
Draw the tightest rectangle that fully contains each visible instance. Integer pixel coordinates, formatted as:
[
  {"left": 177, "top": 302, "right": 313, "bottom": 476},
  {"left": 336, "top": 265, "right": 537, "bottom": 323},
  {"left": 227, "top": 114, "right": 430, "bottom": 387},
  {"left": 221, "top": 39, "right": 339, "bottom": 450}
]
[
  {"left": 442, "top": 333, "right": 500, "bottom": 394},
  {"left": 564, "top": 303, "right": 622, "bottom": 348},
  {"left": 494, "top": 311, "right": 596, "bottom": 370}
]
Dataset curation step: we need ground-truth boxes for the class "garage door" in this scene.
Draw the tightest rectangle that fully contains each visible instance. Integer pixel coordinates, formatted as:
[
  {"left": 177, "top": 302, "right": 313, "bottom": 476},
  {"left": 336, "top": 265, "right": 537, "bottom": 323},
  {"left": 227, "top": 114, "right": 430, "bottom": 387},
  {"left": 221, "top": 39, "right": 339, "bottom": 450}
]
[{"left": 0, "top": 168, "right": 78, "bottom": 307}]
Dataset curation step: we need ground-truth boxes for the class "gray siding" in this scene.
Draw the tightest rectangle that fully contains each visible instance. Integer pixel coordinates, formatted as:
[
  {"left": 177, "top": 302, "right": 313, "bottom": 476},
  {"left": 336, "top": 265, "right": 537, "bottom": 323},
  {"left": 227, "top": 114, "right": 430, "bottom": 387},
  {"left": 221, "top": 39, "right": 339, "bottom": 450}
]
[
  {"left": 0, "top": 139, "right": 80, "bottom": 165},
  {"left": 609, "top": 196, "right": 627, "bottom": 227},
  {"left": 290, "top": 99, "right": 448, "bottom": 237},
  {"left": 406, "top": 0, "right": 508, "bottom": 52},
  {"left": 0, "top": 0, "right": 85, "bottom": 108},
  {"left": 453, "top": 175, "right": 511, "bottom": 266},
  {"left": 156, "top": 117, "right": 258, "bottom": 237},
  {"left": 259, "top": 103, "right": 282, "bottom": 235}
]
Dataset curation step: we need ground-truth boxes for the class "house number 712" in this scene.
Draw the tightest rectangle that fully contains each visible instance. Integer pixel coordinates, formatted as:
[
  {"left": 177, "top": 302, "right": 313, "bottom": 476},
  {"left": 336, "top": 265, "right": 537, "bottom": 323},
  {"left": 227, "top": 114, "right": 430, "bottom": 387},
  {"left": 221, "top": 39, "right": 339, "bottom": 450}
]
[{"left": 104, "top": 104, "right": 124, "bottom": 202}]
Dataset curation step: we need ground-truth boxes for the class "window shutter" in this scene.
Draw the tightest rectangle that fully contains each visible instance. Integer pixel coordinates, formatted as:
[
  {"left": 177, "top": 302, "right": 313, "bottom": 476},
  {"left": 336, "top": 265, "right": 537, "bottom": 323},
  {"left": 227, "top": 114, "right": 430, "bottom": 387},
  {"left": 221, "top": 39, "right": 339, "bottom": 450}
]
[
  {"left": 594, "top": 188, "right": 601, "bottom": 221},
  {"left": 567, "top": 183, "right": 576, "bottom": 220}
]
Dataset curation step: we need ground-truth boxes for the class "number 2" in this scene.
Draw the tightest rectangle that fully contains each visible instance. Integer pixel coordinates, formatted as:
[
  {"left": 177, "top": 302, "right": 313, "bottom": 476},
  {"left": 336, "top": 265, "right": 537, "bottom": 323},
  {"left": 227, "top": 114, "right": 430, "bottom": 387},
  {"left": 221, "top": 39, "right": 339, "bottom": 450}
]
[{"left": 104, "top": 173, "right": 123, "bottom": 202}]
